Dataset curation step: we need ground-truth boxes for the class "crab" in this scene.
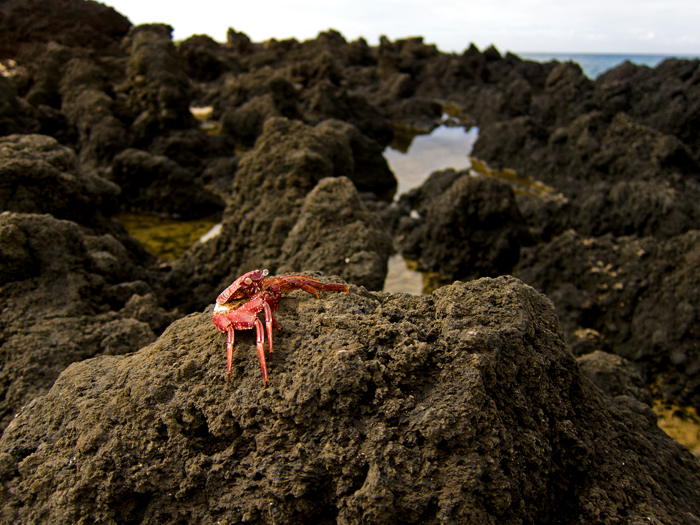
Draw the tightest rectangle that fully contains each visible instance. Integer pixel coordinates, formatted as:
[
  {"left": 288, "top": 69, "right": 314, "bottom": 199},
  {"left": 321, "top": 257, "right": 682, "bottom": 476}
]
[{"left": 212, "top": 269, "right": 350, "bottom": 387}]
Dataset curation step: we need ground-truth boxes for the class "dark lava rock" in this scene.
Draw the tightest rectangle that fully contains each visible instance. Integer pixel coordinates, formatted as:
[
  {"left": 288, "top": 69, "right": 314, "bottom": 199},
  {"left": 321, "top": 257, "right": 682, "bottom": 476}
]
[
  {"left": 1, "top": 277, "right": 699, "bottom": 523},
  {"left": 118, "top": 24, "right": 196, "bottom": 140},
  {"left": 221, "top": 93, "right": 287, "bottom": 147},
  {"left": 0, "top": 0, "right": 131, "bottom": 57},
  {"left": 277, "top": 177, "right": 393, "bottom": 291},
  {"left": 397, "top": 170, "right": 531, "bottom": 280},
  {"left": 577, "top": 350, "right": 653, "bottom": 406},
  {"left": 514, "top": 229, "right": 700, "bottom": 408},
  {"left": 0, "top": 74, "right": 39, "bottom": 136},
  {"left": 179, "top": 34, "right": 239, "bottom": 82},
  {"left": 298, "top": 80, "right": 394, "bottom": 146},
  {"left": 0, "top": 134, "right": 119, "bottom": 224},
  {"left": 594, "top": 58, "right": 700, "bottom": 160},
  {"left": 107, "top": 148, "right": 225, "bottom": 219},
  {"left": 0, "top": 212, "right": 178, "bottom": 431},
  {"left": 474, "top": 112, "right": 700, "bottom": 238},
  {"left": 167, "top": 117, "right": 395, "bottom": 310},
  {"left": 58, "top": 55, "right": 130, "bottom": 168},
  {"left": 23, "top": 42, "right": 75, "bottom": 108},
  {"left": 217, "top": 70, "right": 300, "bottom": 146}
]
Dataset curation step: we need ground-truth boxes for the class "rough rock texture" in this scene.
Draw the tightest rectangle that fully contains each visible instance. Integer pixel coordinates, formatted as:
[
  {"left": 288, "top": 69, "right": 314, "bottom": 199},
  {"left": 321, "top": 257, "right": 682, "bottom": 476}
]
[
  {"left": 1, "top": 7, "right": 700, "bottom": 521},
  {"left": 472, "top": 67, "right": 700, "bottom": 240},
  {"left": 577, "top": 350, "right": 653, "bottom": 406},
  {"left": 118, "top": 24, "right": 196, "bottom": 142},
  {"left": 277, "top": 177, "right": 393, "bottom": 291},
  {"left": 397, "top": 170, "right": 531, "bottom": 280},
  {"left": 0, "top": 0, "right": 131, "bottom": 57},
  {"left": 514, "top": 229, "right": 700, "bottom": 407},
  {"left": 0, "top": 74, "right": 39, "bottom": 136},
  {"left": 0, "top": 134, "right": 119, "bottom": 224},
  {"left": 1, "top": 277, "right": 699, "bottom": 523},
  {"left": 0, "top": 212, "right": 180, "bottom": 431},
  {"left": 166, "top": 117, "right": 396, "bottom": 311},
  {"left": 107, "top": 148, "right": 225, "bottom": 219},
  {"left": 57, "top": 54, "right": 130, "bottom": 169}
]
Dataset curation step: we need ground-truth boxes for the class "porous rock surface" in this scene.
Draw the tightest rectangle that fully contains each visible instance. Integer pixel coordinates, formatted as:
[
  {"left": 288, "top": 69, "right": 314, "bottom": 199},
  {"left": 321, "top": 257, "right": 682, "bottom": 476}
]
[
  {"left": 397, "top": 169, "right": 531, "bottom": 280},
  {"left": 0, "top": 211, "right": 178, "bottom": 431},
  {"left": 0, "top": 133, "right": 119, "bottom": 225},
  {"left": 0, "top": 0, "right": 131, "bottom": 57},
  {"left": 514, "top": 229, "right": 700, "bottom": 407},
  {"left": 166, "top": 117, "right": 396, "bottom": 311},
  {"left": 0, "top": 4, "right": 699, "bottom": 521},
  {"left": 277, "top": 176, "right": 393, "bottom": 292},
  {"left": 2, "top": 276, "right": 699, "bottom": 524}
]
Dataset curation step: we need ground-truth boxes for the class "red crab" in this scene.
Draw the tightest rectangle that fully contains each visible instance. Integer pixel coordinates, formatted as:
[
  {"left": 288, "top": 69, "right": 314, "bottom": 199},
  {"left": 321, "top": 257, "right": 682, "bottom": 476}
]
[{"left": 212, "top": 269, "right": 350, "bottom": 387}]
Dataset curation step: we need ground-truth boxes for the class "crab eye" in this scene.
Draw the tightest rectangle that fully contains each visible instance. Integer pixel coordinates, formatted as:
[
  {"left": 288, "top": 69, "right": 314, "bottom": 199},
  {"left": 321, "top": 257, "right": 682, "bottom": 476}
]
[
  {"left": 244, "top": 277, "right": 252, "bottom": 285},
  {"left": 262, "top": 269, "right": 269, "bottom": 277}
]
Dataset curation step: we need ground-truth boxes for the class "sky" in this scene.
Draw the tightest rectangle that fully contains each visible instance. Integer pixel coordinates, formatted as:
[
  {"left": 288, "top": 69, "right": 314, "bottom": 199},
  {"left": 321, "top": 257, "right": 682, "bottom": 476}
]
[{"left": 102, "top": 0, "right": 700, "bottom": 55}]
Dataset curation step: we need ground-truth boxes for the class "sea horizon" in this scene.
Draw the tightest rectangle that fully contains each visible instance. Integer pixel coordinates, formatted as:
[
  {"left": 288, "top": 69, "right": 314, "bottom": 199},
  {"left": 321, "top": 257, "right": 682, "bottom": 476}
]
[{"left": 516, "top": 52, "right": 700, "bottom": 79}]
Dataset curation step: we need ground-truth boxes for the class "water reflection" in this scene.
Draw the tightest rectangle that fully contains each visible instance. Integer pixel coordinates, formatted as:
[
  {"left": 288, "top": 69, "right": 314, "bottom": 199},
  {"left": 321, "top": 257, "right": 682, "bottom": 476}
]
[
  {"left": 383, "top": 124, "right": 478, "bottom": 294},
  {"left": 384, "top": 124, "right": 479, "bottom": 197}
]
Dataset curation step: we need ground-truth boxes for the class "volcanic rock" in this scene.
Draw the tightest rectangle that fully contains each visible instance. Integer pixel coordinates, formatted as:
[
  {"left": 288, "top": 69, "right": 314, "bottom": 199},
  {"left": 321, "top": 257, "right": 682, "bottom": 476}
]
[
  {"left": 0, "top": 133, "right": 119, "bottom": 225},
  {"left": 1, "top": 277, "right": 699, "bottom": 523},
  {"left": 0, "top": 0, "right": 131, "bottom": 57},
  {"left": 0, "top": 74, "right": 39, "bottom": 136},
  {"left": 514, "top": 229, "right": 700, "bottom": 407},
  {"left": 166, "top": 117, "right": 396, "bottom": 311},
  {"left": 0, "top": 212, "right": 178, "bottom": 431},
  {"left": 397, "top": 169, "right": 531, "bottom": 280},
  {"left": 107, "top": 148, "right": 225, "bottom": 219},
  {"left": 118, "top": 24, "right": 196, "bottom": 141},
  {"left": 277, "top": 176, "right": 393, "bottom": 291}
]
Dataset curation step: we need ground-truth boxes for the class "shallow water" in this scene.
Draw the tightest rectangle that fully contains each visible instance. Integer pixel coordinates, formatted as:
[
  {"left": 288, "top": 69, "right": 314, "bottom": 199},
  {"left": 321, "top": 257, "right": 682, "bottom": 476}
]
[
  {"left": 116, "top": 213, "right": 219, "bottom": 260},
  {"left": 384, "top": 124, "right": 479, "bottom": 197},
  {"left": 382, "top": 124, "right": 479, "bottom": 294}
]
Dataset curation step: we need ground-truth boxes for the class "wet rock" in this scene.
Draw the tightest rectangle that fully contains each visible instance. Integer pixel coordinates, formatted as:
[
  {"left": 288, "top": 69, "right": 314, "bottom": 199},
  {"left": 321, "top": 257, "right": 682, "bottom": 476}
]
[
  {"left": 398, "top": 170, "right": 531, "bottom": 280},
  {"left": 277, "top": 177, "right": 393, "bottom": 291},
  {"left": 0, "top": 134, "right": 120, "bottom": 225},
  {"left": 1, "top": 277, "right": 699, "bottom": 523},
  {"left": 515, "top": 229, "right": 700, "bottom": 408},
  {"left": 107, "top": 148, "right": 225, "bottom": 219},
  {"left": 0, "top": 212, "right": 178, "bottom": 431}
]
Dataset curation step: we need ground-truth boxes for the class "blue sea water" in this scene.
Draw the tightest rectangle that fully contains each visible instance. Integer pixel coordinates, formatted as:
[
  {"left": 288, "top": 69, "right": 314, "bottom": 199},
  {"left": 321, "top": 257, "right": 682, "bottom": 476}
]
[{"left": 517, "top": 53, "right": 700, "bottom": 79}]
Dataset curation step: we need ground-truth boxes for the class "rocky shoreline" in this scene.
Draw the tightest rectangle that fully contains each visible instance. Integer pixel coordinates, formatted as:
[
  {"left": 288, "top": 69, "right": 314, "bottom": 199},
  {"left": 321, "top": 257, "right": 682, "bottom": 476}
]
[{"left": 1, "top": 0, "right": 699, "bottom": 522}]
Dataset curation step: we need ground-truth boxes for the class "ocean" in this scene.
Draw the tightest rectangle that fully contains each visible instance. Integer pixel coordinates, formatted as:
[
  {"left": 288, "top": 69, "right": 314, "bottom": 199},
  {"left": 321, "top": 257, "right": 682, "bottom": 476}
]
[{"left": 517, "top": 53, "right": 700, "bottom": 79}]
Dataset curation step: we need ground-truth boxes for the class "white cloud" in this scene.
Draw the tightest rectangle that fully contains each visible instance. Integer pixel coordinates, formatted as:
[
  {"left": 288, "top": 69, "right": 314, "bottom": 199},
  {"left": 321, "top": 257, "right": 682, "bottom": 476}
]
[{"left": 103, "top": 0, "right": 700, "bottom": 54}]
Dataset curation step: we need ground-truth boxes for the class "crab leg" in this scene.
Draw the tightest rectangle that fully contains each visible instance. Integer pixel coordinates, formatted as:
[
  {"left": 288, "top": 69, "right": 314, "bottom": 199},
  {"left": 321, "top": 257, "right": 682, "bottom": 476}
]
[
  {"left": 253, "top": 317, "right": 269, "bottom": 387},
  {"left": 262, "top": 299, "right": 276, "bottom": 355},
  {"left": 226, "top": 327, "right": 235, "bottom": 383}
]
